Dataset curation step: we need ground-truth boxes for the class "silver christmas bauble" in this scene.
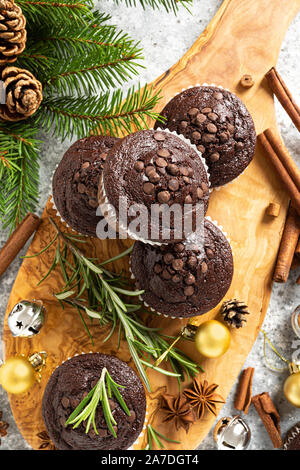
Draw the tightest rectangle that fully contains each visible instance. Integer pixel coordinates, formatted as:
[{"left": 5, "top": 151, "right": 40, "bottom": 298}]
[
  {"left": 7, "top": 300, "right": 46, "bottom": 338},
  {"left": 213, "top": 415, "right": 251, "bottom": 450}
]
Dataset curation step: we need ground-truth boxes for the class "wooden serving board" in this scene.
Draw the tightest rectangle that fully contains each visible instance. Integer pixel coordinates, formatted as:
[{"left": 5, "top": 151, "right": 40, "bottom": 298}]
[{"left": 3, "top": 0, "right": 300, "bottom": 450}]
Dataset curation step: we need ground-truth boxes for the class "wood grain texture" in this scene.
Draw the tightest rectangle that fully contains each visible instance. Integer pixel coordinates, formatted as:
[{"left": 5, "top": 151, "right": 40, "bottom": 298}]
[{"left": 3, "top": 0, "right": 300, "bottom": 450}]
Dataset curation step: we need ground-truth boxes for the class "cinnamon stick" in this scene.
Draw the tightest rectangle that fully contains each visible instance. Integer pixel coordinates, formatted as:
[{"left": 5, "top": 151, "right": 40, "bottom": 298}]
[
  {"left": 273, "top": 204, "right": 300, "bottom": 283},
  {"left": 252, "top": 392, "right": 282, "bottom": 449},
  {"left": 0, "top": 213, "right": 41, "bottom": 278},
  {"left": 234, "top": 367, "right": 254, "bottom": 414},
  {"left": 265, "top": 68, "right": 300, "bottom": 132},
  {"left": 295, "top": 238, "right": 300, "bottom": 258},
  {"left": 258, "top": 130, "right": 300, "bottom": 217}
]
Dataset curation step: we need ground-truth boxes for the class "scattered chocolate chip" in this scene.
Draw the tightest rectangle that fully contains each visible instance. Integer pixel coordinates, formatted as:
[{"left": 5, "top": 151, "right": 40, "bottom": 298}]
[
  {"left": 209, "top": 152, "right": 220, "bottom": 162},
  {"left": 161, "top": 269, "right": 172, "bottom": 280},
  {"left": 61, "top": 396, "right": 70, "bottom": 409},
  {"left": 206, "top": 123, "right": 217, "bottom": 133},
  {"left": 180, "top": 167, "right": 189, "bottom": 176},
  {"left": 134, "top": 160, "right": 144, "bottom": 172},
  {"left": 197, "top": 144, "right": 205, "bottom": 154},
  {"left": 163, "top": 252, "right": 174, "bottom": 264},
  {"left": 174, "top": 243, "right": 185, "bottom": 253},
  {"left": 236, "top": 141, "right": 244, "bottom": 150},
  {"left": 185, "top": 273, "right": 195, "bottom": 285},
  {"left": 201, "top": 107, "right": 212, "bottom": 114},
  {"left": 100, "top": 152, "right": 108, "bottom": 161},
  {"left": 202, "top": 133, "right": 215, "bottom": 143},
  {"left": 81, "top": 161, "right": 90, "bottom": 170},
  {"left": 157, "top": 166, "right": 166, "bottom": 175},
  {"left": 192, "top": 131, "right": 201, "bottom": 141},
  {"left": 155, "top": 157, "right": 168, "bottom": 168},
  {"left": 183, "top": 176, "right": 191, "bottom": 184},
  {"left": 168, "top": 179, "right": 179, "bottom": 191},
  {"left": 219, "top": 132, "right": 229, "bottom": 142},
  {"left": 195, "top": 113, "right": 207, "bottom": 124},
  {"left": 143, "top": 182, "right": 154, "bottom": 194},
  {"left": 167, "top": 163, "right": 179, "bottom": 175},
  {"left": 172, "top": 258, "right": 184, "bottom": 271},
  {"left": 180, "top": 120, "right": 188, "bottom": 129},
  {"left": 187, "top": 167, "right": 194, "bottom": 176},
  {"left": 157, "top": 190, "right": 170, "bottom": 203},
  {"left": 154, "top": 263, "right": 163, "bottom": 273},
  {"left": 184, "top": 285, "right": 194, "bottom": 296},
  {"left": 154, "top": 131, "right": 165, "bottom": 141},
  {"left": 201, "top": 261, "right": 208, "bottom": 273},
  {"left": 187, "top": 255, "right": 198, "bottom": 268},
  {"left": 188, "top": 107, "right": 199, "bottom": 117},
  {"left": 148, "top": 171, "right": 160, "bottom": 183},
  {"left": 214, "top": 91, "right": 223, "bottom": 100},
  {"left": 208, "top": 112, "right": 218, "bottom": 121},
  {"left": 206, "top": 248, "right": 214, "bottom": 259},
  {"left": 185, "top": 194, "right": 192, "bottom": 204},
  {"left": 74, "top": 172, "right": 80, "bottom": 182},
  {"left": 77, "top": 183, "right": 86, "bottom": 194},
  {"left": 157, "top": 148, "right": 170, "bottom": 158},
  {"left": 172, "top": 274, "right": 182, "bottom": 283},
  {"left": 145, "top": 165, "right": 155, "bottom": 176},
  {"left": 127, "top": 410, "right": 136, "bottom": 423}
]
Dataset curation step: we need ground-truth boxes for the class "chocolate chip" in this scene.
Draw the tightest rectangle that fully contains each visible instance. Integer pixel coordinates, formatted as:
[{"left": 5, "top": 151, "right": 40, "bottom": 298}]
[
  {"left": 180, "top": 120, "right": 188, "bottom": 129},
  {"left": 180, "top": 167, "right": 189, "bottom": 176},
  {"left": 201, "top": 261, "right": 208, "bottom": 273},
  {"left": 89, "top": 198, "right": 98, "bottom": 208},
  {"left": 236, "top": 141, "right": 244, "bottom": 150},
  {"left": 210, "top": 152, "right": 220, "bottom": 162},
  {"left": 98, "top": 428, "right": 108, "bottom": 438},
  {"left": 202, "top": 133, "right": 215, "bottom": 143},
  {"left": 77, "top": 183, "right": 86, "bottom": 194},
  {"left": 143, "top": 182, "right": 154, "bottom": 194},
  {"left": 227, "top": 123, "right": 235, "bottom": 134},
  {"left": 154, "top": 263, "right": 163, "bottom": 273},
  {"left": 172, "top": 258, "right": 184, "bottom": 271},
  {"left": 187, "top": 255, "right": 197, "bottom": 268},
  {"left": 214, "top": 91, "right": 223, "bottom": 100},
  {"left": 172, "top": 274, "right": 182, "bottom": 283},
  {"left": 185, "top": 273, "right": 195, "bottom": 285},
  {"left": 60, "top": 417, "right": 67, "bottom": 427},
  {"left": 197, "top": 145, "right": 205, "bottom": 153},
  {"left": 195, "top": 113, "right": 207, "bottom": 124},
  {"left": 163, "top": 252, "right": 174, "bottom": 264},
  {"left": 174, "top": 242, "right": 185, "bottom": 253},
  {"left": 208, "top": 112, "right": 218, "bottom": 121},
  {"left": 70, "top": 397, "right": 80, "bottom": 408},
  {"left": 74, "top": 172, "right": 80, "bottom": 182},
  {"left": 158, "top": 190, "right": 170, "bottom": 203},
  {"left": 201, "top": 107, "right": 212, "bottom": 114},
  {"left": 219, "top": 132, "right": 229, "bottom": 142},
  {"left": 148, "top": 171, "right": 160, "bottom": 183},
  {"left": 206, "top": 123, "right": 217, "bottom": 133},
  {"left": 188, "top": 107, "right": 199, "bottom": 117},
  {"left": 127, "top": 410, "right": 136, "bottom": 423},
  {"left": 157, "top": 148, "right": 170, "bottom": 158},
  {"left": 61, "top": 396, "right": 70, "bottom": 408},
  {"left": 108, "top": 399, "right": 117, "bottom": 410},
  {"left": 201, "top": 182, "right": 209, "bottom": 193},
  {"left": 185, "top": 194, "right": 192, "bottom": 204},
  {"left": 134, "top": 160, "right": 144, "bottom": 172},
  {"left": 187, "top": 167, "right": 194, "bottom": 176},
  {"left": 183, "top": 176, "right": 191, "bottom": 184},
  {"left": 206, "top": 248, "right": 214, "bottom": 259},
  {"left": 81, "top": 161, "right": 90, "bottom": 170},
  {"left": 161, "top": 269, "right": 172, "bottom": 280},
  {"left": 145, "top": 165, "right": 155, "bottom": 176},
  {"left": 184, "top": 285, "right": 194, "bottom": 296},
  {"left": 197, "top": 187, "right": 204, "bottom": 199},
  {"left": 192, "top": 131, "right": 201, "bottom": 141},
  {"left": 167, "top": 163, "right": 179, "bottom": 176},
  {"left": 155, "top": 157, "right": 168, "bottom": 168},
  {"left": 168, "top": 179, "right": 179, "bottom": 191},
  {"left": 100, "top": 152, "right": 108, "bottom": 160},
  {"left": 154, "top": 131, "right": 165, "bottom": 141}
]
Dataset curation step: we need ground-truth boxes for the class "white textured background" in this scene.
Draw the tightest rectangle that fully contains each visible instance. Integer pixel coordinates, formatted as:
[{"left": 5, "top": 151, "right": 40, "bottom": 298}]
[{"left": 0, "top": 0, "right": 299, "bottom": 450}]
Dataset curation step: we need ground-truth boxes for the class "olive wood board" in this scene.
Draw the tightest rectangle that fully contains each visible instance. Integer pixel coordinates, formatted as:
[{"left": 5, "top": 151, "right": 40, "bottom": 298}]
[{"left": 2, "top": 0, "right": 300, "bottom": 451}]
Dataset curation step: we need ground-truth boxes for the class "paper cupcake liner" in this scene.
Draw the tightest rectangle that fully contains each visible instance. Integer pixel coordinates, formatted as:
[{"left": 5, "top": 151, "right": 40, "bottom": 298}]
[
  {"left": 128, "top": 216, "right": 231, "bottom": 320},
  {"left": 167, "top": 83, "right": 251, "bottom": 191},
  {"left": 98, "top": 128, "right": 211, "bottom": 246},
  {"left": 49, "top": 193, "right": 89, "bottom": 238},
  {"left": 55, "top": 351, "right": 149, "bottom": 451}
]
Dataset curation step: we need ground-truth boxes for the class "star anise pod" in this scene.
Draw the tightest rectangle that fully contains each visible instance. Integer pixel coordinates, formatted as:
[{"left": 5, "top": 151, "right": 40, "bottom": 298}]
[
  {"left": 183, "top": 378, "right": 225, "bottom": 419},
  {"left": 36, "top": 430, "right": 56, "bottom": 450},
  {"left": 160, "top": 393, "right": 195, "bottom": 433}
]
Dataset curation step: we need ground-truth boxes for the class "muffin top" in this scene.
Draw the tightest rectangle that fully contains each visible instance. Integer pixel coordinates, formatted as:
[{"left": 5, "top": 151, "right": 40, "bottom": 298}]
[
  {"left": 130, "top": 218, "right": 233, "bottom": 318},
  {"left": 154, "top": 86, "right": 256, "bottom": 187},
  {"left": 42, "top": 353, "right": 146, "bottom": 450},
  {"left": 52, "top": 135, "right": 118, "bottom": 236},
  {"left": 101, "top": 129, "right": 210, "bottom": 243},
  {"left": 283, "top": 422, "right": 300, "bottom": 450}
]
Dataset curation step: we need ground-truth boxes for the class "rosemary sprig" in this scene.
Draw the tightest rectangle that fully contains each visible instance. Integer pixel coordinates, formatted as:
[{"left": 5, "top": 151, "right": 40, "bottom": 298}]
[
  {"left": 65, "top": 367, "right": 130, "bottom": 437},
  {"left": 29, "top": 217, "right": 203, "bottom": 391},
  {"left": 144, "top": 425, "right": 180, "bottom": 450}
]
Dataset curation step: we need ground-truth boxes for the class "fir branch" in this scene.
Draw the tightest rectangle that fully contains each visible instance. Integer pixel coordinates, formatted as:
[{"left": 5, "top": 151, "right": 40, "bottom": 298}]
[
  {"left": 114, "top": 0, "right": 192, "bottom": 14},
  {"left": 34, "top": 85, "right": 163, "bottom": 140},
  {"left": 16, "top": 0, "right": 93, "bottom": 26}
]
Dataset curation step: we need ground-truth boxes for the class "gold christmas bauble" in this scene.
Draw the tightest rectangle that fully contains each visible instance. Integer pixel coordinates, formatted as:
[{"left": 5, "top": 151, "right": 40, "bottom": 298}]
[
  {"left": 194, "top": 320, "right": 231, "bottom": 358},
  {"left": 284, "top": 372, "right": 300, "bottom": 408},
  {"left": 0, "top": 356, "right": 36, "bottom": 394}
]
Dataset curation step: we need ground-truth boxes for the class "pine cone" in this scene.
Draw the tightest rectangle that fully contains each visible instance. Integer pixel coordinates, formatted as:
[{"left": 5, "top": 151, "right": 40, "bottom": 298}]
[
  {"left": 0, "top": 0, "right": 27, "bottom": 65},
  {"left": 0, "top": 66, "right": 42, "bottom": 121},
  {"left": 220, "top": 299, "right": 250, "bottom": 328}
]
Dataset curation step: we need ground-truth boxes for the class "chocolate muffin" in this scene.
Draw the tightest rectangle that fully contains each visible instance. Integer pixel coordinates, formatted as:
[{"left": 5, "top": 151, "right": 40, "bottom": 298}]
[
  {"left": 283, "top": 422, "right": 300, "bottom": 450},
  {"left": 42, "top": 353, "right": 146, "bottom": 450},
  {"left": 99, "top": 129, "right": 210, "bottom": 244},
  {"left": 130, "top": 218, "right": 233, "bottom": 318},
  {"left": 154, "top": 86, "right": 256, "bottom": 187},
  {"left": 52, "top": 135, "right": 119, "bottom": 237}
]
